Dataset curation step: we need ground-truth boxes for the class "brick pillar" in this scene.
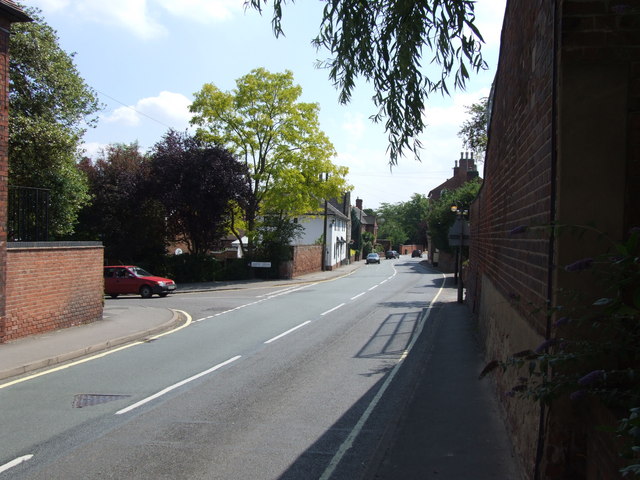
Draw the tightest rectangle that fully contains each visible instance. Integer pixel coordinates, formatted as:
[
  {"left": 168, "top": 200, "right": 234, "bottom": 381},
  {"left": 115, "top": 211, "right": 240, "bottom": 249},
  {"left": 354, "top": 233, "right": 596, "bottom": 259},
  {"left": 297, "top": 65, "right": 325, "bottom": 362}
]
[{"left": 0, "top": 19, "right": 9, "bottom": 340}]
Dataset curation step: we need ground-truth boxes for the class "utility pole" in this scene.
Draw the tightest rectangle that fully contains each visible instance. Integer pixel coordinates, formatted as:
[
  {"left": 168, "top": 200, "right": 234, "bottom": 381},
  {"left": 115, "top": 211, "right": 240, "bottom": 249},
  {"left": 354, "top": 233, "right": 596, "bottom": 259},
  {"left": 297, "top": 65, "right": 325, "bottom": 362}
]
[
  {"left": 322, "top": 173, "right": 329, "bottom": 271},
  {"left": 322, "top": 198, "right": 328, "bottom": 271}
]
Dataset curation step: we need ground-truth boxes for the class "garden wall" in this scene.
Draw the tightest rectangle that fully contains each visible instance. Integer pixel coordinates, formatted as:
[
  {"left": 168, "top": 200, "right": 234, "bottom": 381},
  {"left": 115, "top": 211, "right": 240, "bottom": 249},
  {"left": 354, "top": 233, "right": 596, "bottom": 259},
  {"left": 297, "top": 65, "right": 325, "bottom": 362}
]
[
  {"left": 292, "top": 244, "right": 322, "bottom": 277},
  {"left": 1, "top": 242, "right": 103, "bottom": 342}
]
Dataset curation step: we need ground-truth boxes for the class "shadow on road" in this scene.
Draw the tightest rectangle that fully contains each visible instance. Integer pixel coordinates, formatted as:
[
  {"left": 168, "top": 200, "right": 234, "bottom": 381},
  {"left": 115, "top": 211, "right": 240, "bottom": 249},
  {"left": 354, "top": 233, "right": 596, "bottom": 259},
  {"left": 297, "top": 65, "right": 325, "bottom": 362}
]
[
  {"left": 356, "top": 311, "right": 421, "bottom": 360},
  {"left": 277, "top": 302, "right": 439, "bottom": 480}
]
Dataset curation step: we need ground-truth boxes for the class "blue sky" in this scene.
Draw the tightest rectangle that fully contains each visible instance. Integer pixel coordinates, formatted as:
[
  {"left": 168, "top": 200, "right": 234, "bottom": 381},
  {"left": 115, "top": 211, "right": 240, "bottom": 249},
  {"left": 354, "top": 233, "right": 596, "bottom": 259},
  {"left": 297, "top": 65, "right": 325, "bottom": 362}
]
[{"left": 24, "top": 0, "right": 506, "bottom": 210}]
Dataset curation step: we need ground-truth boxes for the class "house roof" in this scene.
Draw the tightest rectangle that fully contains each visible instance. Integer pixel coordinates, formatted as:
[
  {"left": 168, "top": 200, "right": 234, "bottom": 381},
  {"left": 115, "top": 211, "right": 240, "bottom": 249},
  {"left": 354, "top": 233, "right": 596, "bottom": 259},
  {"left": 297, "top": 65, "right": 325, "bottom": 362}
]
[
  {"left": 428, "top": 155, "right": 480, "bottom": 201},
  {"left": 352, "top": 205, "right": 376, "bottom": 225},
  {"left": 326, "top": 202, "right": 349, "bottom": 221},
  {"left": 0, "top": 0, "right": 31, "bottom": 22},
  {"left": 327, "top": 197, "right": 350, "bottom": 216},
  {"left": 428, "top": 177, "right": 467, "bottom": 200}
]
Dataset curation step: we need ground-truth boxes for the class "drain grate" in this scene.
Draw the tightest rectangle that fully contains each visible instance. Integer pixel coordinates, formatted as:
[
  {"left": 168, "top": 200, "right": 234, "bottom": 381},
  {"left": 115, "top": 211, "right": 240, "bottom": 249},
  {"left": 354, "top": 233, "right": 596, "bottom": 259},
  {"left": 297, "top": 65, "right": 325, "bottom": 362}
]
[{"left": 72, "top": 394, "right": 131, "bottom": 408}]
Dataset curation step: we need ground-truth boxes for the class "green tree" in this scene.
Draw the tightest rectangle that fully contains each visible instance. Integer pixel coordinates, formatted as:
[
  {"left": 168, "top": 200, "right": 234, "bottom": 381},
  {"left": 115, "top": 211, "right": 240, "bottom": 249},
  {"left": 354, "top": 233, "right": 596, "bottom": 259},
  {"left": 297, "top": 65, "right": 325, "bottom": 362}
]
[
  {"left": 425, "top": 178, "right": 481, "bottom": 253},
  {"left": 458, "top": 97, "right": 489, "bottom": 160},
  {"left": 377, "top": 193, "right": 429, "bottom": 247},
  {"left": 378, "top": 219, "right": 407, "bottom": 251},
  {"left": 190, "top": 68, "right": 350, "bottom": 254},
  {"left": 401, "top": 193, "right": 430, "bottom": 245},
  {"left": 9, "top": 7, "right": 101, "bottom": 237},
  {"left": 248, "top": 1, "right": 486, "bottom": 165},
  {"left": 362, "top": 231, "right": 374, "bottom": 256}
]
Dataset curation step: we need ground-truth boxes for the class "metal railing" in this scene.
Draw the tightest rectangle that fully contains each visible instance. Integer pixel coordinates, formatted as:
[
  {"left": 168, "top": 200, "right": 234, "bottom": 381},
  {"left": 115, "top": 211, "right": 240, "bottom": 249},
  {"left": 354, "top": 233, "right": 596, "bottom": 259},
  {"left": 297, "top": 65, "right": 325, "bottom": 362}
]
[{"left": 8, "top": 185, "right": 50, "bottom": 242}]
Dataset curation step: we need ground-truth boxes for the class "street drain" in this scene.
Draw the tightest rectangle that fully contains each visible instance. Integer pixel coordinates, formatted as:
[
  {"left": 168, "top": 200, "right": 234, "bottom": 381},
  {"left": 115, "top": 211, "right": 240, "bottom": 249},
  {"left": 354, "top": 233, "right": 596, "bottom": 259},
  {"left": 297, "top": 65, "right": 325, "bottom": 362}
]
[{"left": 72, "top": 394, "right": 131, "bottom": 408}]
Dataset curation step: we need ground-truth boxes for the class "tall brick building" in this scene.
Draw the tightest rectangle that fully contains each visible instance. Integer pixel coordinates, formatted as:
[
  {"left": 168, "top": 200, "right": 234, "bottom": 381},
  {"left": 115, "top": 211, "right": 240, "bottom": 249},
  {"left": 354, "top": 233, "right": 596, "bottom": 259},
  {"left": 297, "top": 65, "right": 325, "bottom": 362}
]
[
  {"left": 0, "top": 1, "right": 30, "bottom": 338},
  {"left": 468, "top": 0, "right": 639, "bottom": 478}
]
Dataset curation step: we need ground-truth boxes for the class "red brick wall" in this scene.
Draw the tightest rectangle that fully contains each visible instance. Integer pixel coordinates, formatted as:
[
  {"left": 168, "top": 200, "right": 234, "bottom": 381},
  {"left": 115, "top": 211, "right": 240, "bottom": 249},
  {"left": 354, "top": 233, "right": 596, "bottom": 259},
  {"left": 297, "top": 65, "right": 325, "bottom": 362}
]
[
  {"left": 469, "top": 1, "right": 640, "bottom": 478},
  {"left": 0, "top": 19, "right": 10, "bottom": 324},
  {"left": 468, "top": 1, "right": 556, "bottom": 476},
  {"left": 468, "top": 0, "right": 556, "bottom": 334},
  {"left": 292, "top": 245, "right": 321, "bottom": 277},
  {"left": 2, "top": 244, "right": 104, "bottom": 342}
]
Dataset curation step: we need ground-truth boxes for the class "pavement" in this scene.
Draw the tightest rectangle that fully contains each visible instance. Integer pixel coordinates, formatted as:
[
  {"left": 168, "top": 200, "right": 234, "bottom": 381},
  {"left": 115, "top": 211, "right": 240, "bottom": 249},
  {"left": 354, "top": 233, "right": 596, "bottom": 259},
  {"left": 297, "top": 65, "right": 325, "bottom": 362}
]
[{"left": 0, "top": 260, "right": 522, "bottom": 478}]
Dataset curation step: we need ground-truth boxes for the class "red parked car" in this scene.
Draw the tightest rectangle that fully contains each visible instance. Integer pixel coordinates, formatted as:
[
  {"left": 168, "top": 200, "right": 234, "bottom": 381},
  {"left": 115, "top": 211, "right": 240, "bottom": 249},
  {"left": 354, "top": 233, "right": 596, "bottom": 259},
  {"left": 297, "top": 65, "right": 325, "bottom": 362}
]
[{"left": 104, "top": 265, "right": 176, "bottom": 298}]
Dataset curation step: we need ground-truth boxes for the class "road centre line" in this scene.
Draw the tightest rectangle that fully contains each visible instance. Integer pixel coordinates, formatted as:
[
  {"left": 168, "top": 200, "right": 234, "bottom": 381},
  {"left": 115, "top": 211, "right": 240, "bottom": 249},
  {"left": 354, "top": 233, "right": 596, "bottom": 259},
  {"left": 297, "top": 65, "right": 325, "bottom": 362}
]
[
  {"left": 0, "top": 454, "right": 33, "bottom": 474},
  {"left": 116, "top": 355, "right": 242, "bottom": 415},
  {"left": 319, "top": 271, "right": 446, "bottom": 480},
  {"left": 350, "top": 292, "right": 365, "bottom": 300},
  {"left": 368, "top": 285, "right": 379, "bottom": 291},
  {"left": 264, "top": 321, "right": 311, "bottom": 344},
  {"left": 321, "top": 303, "right": 345, "bottom": 316},
  {"left": 267, "top": 283, "right": 316, "bottom": 299},
  {"left": 257, "top": 286, "right": 298, "bottom": 298},
  {"left": 199, "top": 285, "right": 316, "bottom": 323},
  {"left": 124, "top": 268, "right": 398, "bottom": 414}
]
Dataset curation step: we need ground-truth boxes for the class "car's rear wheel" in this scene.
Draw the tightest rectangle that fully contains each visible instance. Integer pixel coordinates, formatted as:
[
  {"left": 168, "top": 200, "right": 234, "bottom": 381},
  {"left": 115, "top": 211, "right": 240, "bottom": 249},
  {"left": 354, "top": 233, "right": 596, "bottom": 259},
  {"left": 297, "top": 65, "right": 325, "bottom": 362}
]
[
  {"left": 159, "top": 292, "right": 168, "bottom": 297},
  {"left": 140, "top": 285, "right": 153, "bottom": 299},
  {"left": 109, "top": 294, "right": 119, "bottom": 299}
]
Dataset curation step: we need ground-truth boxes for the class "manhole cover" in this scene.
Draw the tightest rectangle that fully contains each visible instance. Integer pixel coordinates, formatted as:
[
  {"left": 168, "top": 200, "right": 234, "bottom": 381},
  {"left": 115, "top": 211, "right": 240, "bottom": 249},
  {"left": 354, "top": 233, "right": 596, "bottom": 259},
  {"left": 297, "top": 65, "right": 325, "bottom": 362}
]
[{"left": 72, "top": 394, "right": 131, "bottom": 408}]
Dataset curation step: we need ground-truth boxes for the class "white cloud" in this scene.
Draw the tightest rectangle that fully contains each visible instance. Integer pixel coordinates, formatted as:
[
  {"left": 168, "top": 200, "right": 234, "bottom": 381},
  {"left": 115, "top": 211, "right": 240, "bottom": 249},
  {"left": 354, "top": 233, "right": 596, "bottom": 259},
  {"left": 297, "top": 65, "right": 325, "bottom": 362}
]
[
  {"left": 79, "top": 141, "right": 106, "bottom": 159},
  {"left": 155, "top": 0, "right": 244, "bottom": 23},
  {"left": 137, "top": 91, "right": 193, "bottom": 123},
  {"left": 103, "top": 91, "right": 192, "bottom": 128},
  {"left": 104, "top": 105, "right": 141, "bottom": 126},
  {"left": 29, "top": 0, "right": 165, "bottom": 39},
  {"left": 29, "top": 0, "right": 243, "bottom": 39},
  {"left": 76, "top": 0, "right": 166, "bottom": 39}
]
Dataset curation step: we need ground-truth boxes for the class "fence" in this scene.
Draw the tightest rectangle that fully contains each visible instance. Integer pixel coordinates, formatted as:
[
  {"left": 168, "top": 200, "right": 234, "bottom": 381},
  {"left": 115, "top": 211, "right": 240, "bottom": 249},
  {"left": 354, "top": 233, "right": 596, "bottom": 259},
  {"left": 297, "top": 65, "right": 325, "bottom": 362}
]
[{"left": 8, "top": 185, "right": 50, "bottom": 242}]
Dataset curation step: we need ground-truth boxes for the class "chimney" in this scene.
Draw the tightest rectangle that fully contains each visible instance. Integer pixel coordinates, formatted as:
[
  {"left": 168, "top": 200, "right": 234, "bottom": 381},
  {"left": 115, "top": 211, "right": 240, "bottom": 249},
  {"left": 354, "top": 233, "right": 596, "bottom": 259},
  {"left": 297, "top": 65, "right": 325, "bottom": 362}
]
[
  {"left": 466, "top": 153, "right": 479, "bottom": 180},
  {"left": 342, "top": 191, "right": 350, "bottom": 215},
  {"left": 356, "top": 198, "right": 363, "bottom": 210},
  {"left": 458, "top": 151, "right": 477, "bottom": 177},
  {"left": 453, "top": 154, "right": 462, "bottom": 177}
]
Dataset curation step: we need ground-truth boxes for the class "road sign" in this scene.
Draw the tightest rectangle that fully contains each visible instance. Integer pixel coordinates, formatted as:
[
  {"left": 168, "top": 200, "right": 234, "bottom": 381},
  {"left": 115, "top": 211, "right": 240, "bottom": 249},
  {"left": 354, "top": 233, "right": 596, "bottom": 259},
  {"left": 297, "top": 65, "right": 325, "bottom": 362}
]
[
  {"left": 250, "top": 262, "right": 272, "bottom": 268},
  {"left": 448, "top": 220, "right": 470, "bottom": 246}
]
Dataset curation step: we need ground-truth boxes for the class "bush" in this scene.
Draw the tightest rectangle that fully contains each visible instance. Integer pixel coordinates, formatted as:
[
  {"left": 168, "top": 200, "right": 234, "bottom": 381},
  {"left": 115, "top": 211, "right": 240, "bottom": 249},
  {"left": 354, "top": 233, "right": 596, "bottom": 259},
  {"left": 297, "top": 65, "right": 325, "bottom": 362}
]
[
  {"left": 217, "top": 258, "right": 252, "bottom": 281},
  {"left": 163, "top": 254, "right": 221, "bottom": 283}
]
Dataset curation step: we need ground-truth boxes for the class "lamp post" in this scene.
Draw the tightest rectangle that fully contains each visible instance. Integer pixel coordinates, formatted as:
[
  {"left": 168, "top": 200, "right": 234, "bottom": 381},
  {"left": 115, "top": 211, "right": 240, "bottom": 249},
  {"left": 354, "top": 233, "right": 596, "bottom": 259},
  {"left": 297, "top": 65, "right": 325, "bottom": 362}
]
[{"left": 449, "top": 205, "right": 469, "bottom": 303}]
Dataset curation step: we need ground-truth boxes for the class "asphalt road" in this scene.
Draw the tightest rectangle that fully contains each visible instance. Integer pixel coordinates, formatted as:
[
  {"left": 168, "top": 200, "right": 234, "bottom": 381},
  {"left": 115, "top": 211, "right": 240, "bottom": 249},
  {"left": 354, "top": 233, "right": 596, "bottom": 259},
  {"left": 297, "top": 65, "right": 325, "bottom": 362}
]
[{"left": 0, "top": 258, "right": 444, "bottom": 479}]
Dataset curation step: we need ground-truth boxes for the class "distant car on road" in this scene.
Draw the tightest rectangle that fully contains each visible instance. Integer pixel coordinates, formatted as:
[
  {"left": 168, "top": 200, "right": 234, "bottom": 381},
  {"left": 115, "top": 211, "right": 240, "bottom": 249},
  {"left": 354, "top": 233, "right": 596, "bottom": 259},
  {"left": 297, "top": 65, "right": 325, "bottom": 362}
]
[
  {"left": 411, "top": 249, "right": 423, "bottom": 258},
  {"left": 365, "top": 253, "right": 381, "bottom": 264},
  {"left": 104, "top": 265, "right": 177, "bottom": 299},
  {"left": 385, "top": 250, "right": 399, "bottom": 259}
]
